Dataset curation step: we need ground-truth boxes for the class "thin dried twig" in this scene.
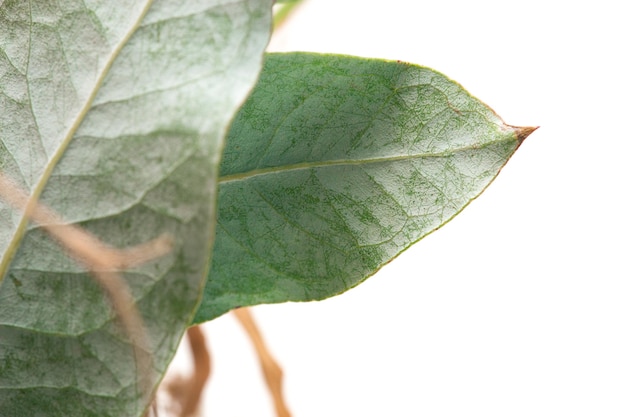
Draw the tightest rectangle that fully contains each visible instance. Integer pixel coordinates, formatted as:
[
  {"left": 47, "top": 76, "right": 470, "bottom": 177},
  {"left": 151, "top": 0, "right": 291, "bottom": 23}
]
[
  {"left": 0, "top": 174, "right": 172, "bottom": 271},
  {"left": 234, "top": 307, "right": 292, "bottom": 417},
  {"left": 0, "top": 173, "right": 173, "bottom": 409},
  {"left": 180, "top": 326, "right": 211, "bottom": 417},
  {"left": 165, "top": 326, "right": 211, "bottom": 417}
]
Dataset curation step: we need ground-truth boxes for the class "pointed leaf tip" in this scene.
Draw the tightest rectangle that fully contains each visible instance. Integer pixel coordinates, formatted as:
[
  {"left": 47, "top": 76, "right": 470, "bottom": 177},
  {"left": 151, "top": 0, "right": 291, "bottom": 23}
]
[{"left": 512, "top": 125, "right": 539, "bottom": 144}]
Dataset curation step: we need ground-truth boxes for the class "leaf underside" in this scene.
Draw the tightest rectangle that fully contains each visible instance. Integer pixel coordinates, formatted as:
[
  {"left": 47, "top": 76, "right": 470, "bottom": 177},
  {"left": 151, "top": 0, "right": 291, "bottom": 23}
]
[
  {"left": 194, "top": 52, "right": 532, "bottom": 323},
  {"left": 0, "top": 1, "right": 271, "bottom": 416}
]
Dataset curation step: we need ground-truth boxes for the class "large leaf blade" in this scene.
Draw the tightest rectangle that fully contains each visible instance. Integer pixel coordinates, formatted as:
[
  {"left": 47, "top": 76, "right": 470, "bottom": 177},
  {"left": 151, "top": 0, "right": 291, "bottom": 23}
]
[
  {"left": 0, "top": 1, "right": 271, "bottom": 416},
  {"left": 194, "top": 52, "right": 533, "bottom": 322}
]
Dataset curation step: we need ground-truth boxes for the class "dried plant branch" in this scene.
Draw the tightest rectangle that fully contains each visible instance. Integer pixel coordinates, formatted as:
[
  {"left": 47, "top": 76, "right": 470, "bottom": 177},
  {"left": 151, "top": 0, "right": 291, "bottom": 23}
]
[
  {"left": 0, "top": 172, "right": 173, "bottom": 410},
  {"left": 0, "top": 174, "right": 173, "bottom": 271},
  {"left": 165, "top": 326, "right": 211, "bottom": 417},
  {"left": 234, "top": 307, "right": 292, "bottom": 417}
]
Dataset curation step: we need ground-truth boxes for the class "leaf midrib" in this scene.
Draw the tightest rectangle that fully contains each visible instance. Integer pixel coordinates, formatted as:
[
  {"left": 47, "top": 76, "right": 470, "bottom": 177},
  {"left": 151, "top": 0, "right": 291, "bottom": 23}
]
[
  {"left": 218, "top": 136, "right": 517, "bottom": 184},
  {"left": 0, "top": 1, "right": 156, "bottom": 280}
]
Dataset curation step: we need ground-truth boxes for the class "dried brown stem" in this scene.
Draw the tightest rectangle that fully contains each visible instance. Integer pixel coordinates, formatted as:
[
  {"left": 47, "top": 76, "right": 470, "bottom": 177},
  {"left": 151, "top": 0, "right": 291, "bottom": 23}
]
[
  {"left": 233, "top": 307, "right": 292, "bottom": 417},
  {"left": 0, "top": 175, "right": 173, "bottom": 271},
  {"left": 0, "top": 173, "right": 172, "bottom": 409},
  {"left": 171, "top": 325, "right": 211, "bottom": 417}
]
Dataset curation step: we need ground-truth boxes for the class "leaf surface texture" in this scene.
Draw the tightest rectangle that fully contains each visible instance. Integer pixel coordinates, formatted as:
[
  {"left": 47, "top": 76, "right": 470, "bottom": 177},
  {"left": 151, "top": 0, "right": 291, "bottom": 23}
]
[{"left": 194, "top": 53, "right": 531, "bottom": 322}]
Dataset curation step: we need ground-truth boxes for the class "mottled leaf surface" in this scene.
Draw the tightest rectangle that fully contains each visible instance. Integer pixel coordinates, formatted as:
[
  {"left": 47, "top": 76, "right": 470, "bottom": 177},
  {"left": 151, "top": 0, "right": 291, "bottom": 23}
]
[
  {"left": 194, "top": 53, "right": 533, "bottom": 322},
  {"left": 0, "top": 1, "right": 271, "bottom": 416}
]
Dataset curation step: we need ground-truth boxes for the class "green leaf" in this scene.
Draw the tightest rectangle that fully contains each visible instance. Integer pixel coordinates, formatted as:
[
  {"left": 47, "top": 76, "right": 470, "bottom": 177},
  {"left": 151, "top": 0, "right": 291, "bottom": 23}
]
[
  {"left": 272, "top": 0, "right": 303, "bottom": 28},
  {"left": 0, "top": 1, "right": 271, "bottom": 416},
  {"left": 194, "top": 52, "right": 534, "bottom": 323}
]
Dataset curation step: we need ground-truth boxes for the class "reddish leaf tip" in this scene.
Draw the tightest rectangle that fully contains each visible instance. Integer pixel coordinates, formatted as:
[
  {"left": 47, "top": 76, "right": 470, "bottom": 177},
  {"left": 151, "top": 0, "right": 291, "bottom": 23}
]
[{"left": 512, "top": 125, "right": 539, "bottom": 144}]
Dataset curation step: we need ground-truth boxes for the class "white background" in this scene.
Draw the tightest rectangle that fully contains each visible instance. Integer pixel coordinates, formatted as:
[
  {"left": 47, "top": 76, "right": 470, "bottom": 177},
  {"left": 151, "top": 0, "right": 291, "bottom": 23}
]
[{"left": 171, "top": 1, "right": 626, "bottom": 416}]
